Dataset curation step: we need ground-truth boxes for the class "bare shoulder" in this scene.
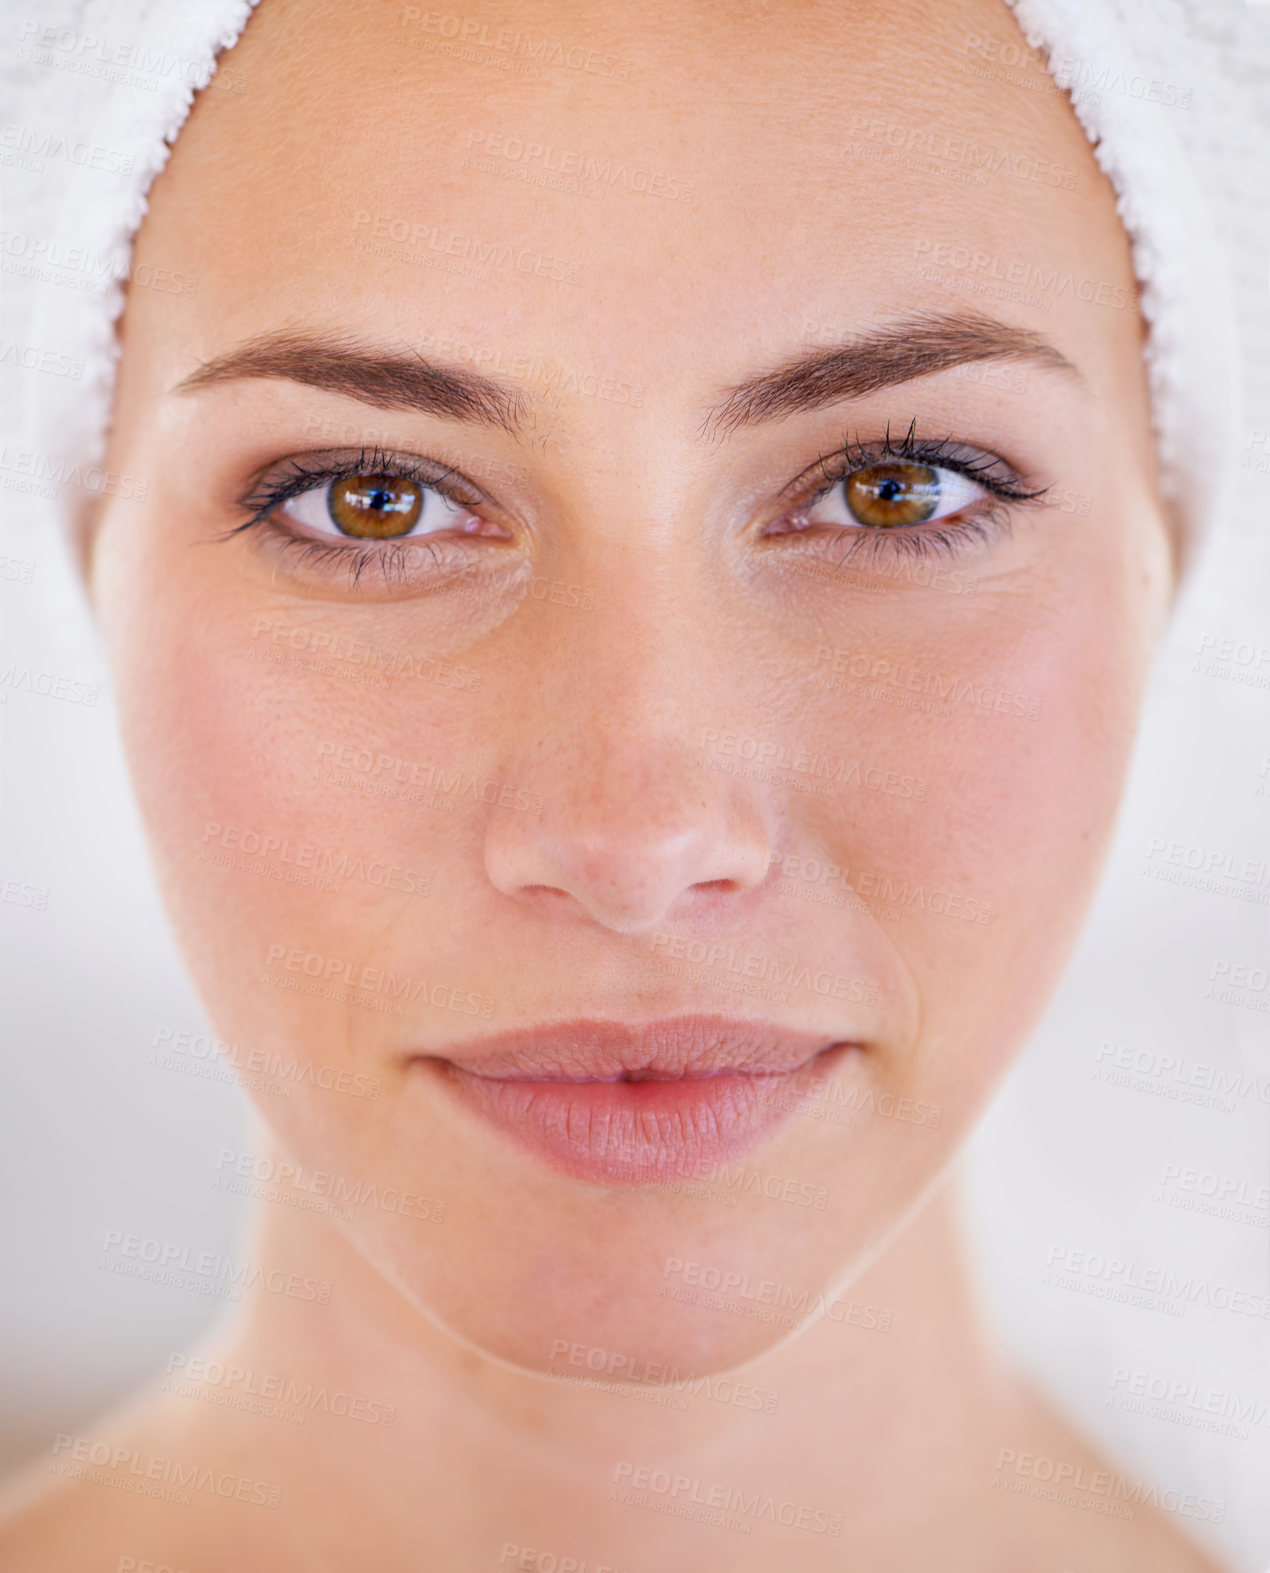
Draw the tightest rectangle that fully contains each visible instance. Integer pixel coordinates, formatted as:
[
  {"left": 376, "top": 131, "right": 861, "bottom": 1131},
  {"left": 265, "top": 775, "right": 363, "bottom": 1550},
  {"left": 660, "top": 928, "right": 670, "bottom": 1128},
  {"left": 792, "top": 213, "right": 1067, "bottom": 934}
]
[
  {"left": 988, "top": 1384, "right": 1232, "bottom": 1573},
  {"left": 0, "top": 1460, "right": 146, "bottom": 1568},
  {"left": 0, "top": 1438, "right": 266, "bottom": 1573}
]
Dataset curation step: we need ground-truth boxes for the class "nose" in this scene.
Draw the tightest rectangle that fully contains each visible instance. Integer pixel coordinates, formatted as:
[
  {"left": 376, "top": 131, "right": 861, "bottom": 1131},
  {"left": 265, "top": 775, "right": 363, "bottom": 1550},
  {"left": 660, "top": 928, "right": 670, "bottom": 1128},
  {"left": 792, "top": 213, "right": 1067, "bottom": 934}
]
[
  {"left": 483, "top": 724, "right": 775, "bottom": 933},
  {"left": 480, "top": 568, "right": 776, "bottom": 933}
]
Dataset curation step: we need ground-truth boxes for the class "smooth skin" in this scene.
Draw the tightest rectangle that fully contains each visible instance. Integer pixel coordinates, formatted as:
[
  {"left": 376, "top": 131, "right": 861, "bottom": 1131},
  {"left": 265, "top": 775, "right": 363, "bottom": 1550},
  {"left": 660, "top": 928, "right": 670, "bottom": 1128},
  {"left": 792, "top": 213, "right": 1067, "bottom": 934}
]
[{"left": 0, "top": 0, "right": 1226, "bottom": 1567}]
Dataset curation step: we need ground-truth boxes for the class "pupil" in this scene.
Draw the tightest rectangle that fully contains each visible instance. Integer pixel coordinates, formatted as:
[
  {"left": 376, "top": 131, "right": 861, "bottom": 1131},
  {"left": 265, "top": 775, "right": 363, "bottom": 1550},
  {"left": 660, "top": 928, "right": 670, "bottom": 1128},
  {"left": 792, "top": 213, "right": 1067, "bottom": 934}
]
[
  {"left": 369, "top": 488, "right": 391, "bottom": 512},
  {"left": 878, "top": 478, "right": 902, "bottom": 502}
]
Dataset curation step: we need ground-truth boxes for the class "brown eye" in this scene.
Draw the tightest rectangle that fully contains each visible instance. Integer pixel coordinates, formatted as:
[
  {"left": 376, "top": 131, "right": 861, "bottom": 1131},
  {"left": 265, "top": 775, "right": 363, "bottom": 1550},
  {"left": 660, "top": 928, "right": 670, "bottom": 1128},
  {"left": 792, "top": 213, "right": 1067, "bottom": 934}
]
[
  {"left": 844, "top": 463, "right": 941, "bottom": 528},
  {"left": 327, "top": 474, "right": 424, "bottom": 538}
]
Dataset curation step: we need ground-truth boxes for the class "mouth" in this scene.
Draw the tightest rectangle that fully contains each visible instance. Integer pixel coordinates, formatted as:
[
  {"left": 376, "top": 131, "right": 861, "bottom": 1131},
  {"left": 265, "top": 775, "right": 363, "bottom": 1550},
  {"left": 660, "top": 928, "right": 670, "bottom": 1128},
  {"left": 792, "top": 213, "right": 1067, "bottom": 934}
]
[{"left": 410, "top": 1016, "right": 859, "bottom": 1185}]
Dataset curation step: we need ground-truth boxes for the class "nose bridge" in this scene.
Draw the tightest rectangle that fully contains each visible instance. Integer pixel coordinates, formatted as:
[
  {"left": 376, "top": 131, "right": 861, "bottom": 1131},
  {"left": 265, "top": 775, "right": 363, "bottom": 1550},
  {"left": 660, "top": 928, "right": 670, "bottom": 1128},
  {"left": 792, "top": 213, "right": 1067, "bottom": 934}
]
[
  {"left": 532, "top": 500, "right": 724, "bottom": 758},
  {"left": 481, "top": 547, "right": 774, "bottom": 932},
  {"left": 563, "top": 555, "right": 707, "bottom": 750}
]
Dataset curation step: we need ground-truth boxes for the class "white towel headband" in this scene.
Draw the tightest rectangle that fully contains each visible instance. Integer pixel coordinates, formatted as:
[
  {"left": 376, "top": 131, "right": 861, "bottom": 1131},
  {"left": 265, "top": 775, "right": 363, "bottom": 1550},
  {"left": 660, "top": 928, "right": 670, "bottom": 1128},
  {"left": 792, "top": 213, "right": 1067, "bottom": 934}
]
[{"left": 3, "top": 0, "right": 1264, "bottom": 577}]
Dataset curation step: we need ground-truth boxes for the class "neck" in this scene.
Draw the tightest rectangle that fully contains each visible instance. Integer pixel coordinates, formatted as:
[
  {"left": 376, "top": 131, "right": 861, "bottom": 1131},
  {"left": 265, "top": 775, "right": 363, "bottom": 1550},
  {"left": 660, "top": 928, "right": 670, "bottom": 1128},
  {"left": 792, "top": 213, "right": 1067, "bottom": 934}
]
[{"left": 161, "top": 1164, "right": 1035, "bottom": 1569}]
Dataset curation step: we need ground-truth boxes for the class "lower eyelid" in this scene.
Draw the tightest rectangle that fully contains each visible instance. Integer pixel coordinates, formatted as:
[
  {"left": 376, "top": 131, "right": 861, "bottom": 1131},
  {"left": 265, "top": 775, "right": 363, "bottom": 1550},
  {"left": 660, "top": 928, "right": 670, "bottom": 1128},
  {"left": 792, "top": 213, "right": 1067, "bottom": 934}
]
[
  {"left": 765, "top": 499, "right": 1014, "bottom": 570},
  {"left": 252, "top": 520, "right": 487, "bottom": 592}
]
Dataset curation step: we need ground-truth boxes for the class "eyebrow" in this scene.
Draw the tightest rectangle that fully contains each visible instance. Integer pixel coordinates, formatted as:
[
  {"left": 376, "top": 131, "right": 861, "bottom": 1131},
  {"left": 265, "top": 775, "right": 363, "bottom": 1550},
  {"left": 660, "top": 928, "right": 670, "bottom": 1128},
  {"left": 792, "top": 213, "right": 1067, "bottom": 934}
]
[
  {"left": 174, "top": 331, "right": 529, "bottom": 434},
  {"left": 173, "top": 311, "right": 1077, "bottom": 438},
  {"left": 705, "top": 311, "right": 1079, "bottom": 436}
]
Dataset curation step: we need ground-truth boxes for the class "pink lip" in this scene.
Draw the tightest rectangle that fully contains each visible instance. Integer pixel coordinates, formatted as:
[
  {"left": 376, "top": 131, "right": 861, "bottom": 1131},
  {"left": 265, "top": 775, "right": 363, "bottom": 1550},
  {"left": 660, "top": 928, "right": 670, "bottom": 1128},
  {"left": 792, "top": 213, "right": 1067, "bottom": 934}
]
[{"left": 413, "top": 1016, "right": 856, "bottom": 1185}]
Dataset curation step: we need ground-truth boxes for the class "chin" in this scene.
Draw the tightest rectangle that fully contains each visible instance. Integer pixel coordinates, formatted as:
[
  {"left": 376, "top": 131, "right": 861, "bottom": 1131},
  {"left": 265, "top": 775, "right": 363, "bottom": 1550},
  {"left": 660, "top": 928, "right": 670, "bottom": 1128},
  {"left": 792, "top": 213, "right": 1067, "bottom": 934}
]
[{"left": 319, "top": 1126, "right": 927, "bottom": 1378}]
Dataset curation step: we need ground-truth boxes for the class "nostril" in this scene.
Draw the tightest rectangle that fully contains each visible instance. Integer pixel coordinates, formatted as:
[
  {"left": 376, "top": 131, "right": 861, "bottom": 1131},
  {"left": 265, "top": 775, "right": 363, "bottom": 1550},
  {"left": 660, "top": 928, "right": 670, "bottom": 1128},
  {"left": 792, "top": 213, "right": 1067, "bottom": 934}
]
[{"left": 481, "top": 751, "right": 776, "bottom": 933}]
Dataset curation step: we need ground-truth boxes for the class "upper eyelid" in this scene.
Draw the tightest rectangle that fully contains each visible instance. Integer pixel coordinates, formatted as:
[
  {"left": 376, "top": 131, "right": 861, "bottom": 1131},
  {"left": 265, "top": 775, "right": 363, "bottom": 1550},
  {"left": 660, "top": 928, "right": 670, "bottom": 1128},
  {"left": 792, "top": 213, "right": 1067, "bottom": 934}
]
[
  {"left": 234, "top": 450, "right": 489, "bottom": 533},
  {"left": 240, "top": 448, "right": 486, "bottom": 503},
  {"left": 782, "top": 440, "right": 1044, "bottom": 507}
]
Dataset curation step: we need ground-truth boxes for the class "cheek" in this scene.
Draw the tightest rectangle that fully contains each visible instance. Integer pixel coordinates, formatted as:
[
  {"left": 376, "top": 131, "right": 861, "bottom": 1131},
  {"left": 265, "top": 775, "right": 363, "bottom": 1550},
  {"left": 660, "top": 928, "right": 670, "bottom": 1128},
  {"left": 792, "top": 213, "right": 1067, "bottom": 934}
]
[
  {"left": 786, "top": 545, "right": 1152, "bottom": 1114},
  {"left": 93, "top": 529, "right": 489, "bottom": 1061}
]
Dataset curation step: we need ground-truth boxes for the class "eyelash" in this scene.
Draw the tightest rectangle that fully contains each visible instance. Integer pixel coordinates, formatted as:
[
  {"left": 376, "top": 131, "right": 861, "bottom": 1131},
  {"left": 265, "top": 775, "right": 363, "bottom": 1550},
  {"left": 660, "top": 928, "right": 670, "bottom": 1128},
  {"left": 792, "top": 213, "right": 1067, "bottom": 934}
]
[
  {"left": 774, "top": 420, "right": 1049, "bottom": 568},
  {"left": 230, "top": 446, "right": 486, "bottom": 589},
  {"left": 229, "top": 426, "right": 1049, "bottom": 588}
]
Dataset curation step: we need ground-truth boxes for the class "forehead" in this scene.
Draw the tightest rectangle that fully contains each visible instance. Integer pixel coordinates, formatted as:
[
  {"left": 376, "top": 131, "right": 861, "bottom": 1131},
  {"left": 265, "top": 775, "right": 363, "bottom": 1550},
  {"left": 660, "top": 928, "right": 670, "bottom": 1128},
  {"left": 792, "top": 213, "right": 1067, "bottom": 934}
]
[{"left": 132, "top": 0, "right": 1132, "bottom": 396}]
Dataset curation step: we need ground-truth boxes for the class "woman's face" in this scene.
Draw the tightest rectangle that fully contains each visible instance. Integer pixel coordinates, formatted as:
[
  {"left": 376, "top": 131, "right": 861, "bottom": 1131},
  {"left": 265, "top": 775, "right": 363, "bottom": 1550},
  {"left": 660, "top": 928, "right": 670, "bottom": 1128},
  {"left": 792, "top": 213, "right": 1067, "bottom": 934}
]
[{"left": 92, "top": 0, "right": 1171, "bottom": 1374}]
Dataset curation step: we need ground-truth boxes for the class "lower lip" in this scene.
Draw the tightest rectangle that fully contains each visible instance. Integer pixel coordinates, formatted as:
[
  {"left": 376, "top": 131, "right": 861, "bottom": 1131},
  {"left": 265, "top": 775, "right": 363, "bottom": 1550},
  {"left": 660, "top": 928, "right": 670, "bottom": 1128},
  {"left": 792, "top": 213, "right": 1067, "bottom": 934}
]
[{"left": 433, "top": 1047, "right": 851, "bottom": 1185}]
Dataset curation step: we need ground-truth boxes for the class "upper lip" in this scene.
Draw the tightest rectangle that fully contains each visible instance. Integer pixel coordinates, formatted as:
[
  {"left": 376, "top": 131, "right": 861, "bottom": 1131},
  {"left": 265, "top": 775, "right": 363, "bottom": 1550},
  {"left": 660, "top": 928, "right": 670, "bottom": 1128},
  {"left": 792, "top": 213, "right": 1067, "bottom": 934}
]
[{"left": 422, "top": 1015, "right": 848, "bottom": 1081}]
